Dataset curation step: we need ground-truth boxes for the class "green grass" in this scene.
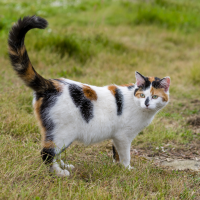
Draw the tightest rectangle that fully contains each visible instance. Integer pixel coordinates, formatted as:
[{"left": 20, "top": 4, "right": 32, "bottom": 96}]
[
  {"left": 33, "top": 33, "right": 127, "bottom": 63},
  {"left": 190, "top": 65, "right": 200, "bottom": 85},
  {"left": 1, "top": 0, "right": 200, "bottom": 199},
  {"left": 133, "top": 0, "right": 200, "bottom": 33}
]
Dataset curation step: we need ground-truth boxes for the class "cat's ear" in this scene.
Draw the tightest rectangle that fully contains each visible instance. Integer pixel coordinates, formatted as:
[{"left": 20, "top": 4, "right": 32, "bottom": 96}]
[
  {"left": 159, "top": 77, "right": 170, "bottom": 92},
  {"left": 135, "top": 71, "right": 146, "bottom": 87}
]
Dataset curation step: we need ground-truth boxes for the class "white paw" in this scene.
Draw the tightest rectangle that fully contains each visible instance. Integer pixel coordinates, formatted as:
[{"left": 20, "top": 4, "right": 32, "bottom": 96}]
[
  {"left": 127, "top": 165, "right": 134, "bottom": 170},
  {"left": 60, "top": 160, "right": 75, "bottom": 169},
  {"left": 57, "top": 169, "right": 70, "bottom": 177},
  {"left": 50, "top": 163, "right": 70, "bottom": 177},
  {"left": 66, "top": 164, "right": 75, "bottom": 169}
]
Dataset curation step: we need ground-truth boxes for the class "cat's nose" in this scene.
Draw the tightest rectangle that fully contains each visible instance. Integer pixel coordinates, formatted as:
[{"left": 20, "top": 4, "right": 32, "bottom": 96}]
[{"left": 144, "top": 97, "right": 149, "bottom": 107}]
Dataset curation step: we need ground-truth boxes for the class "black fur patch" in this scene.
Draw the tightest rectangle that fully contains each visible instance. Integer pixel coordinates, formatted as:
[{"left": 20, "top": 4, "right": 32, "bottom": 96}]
[
  {"left": 152, "top": 78, "right": 161, "bottom": 89},
  {"left": 154, "top": 77, "right": 161, "bottom": 81},
  {"left": 115, "top": 88, "right": 123, "bottom": 116},
  {"left": 141, "top": 77, "right": 151, "bottom": 90},
  {"left": 112, "top": 145, "right": 116, "bottom": 160},
  {"left": 69, "top": 84, "right": 93, "bottom": 123},
  {"left": 28, "top": 70, "right": 55, "bottom": 92},
  {"left": 41, "top": 148, "right": 55, "bottom": 164},
  {"left": 134, "top": 88, "right": 139, "bottom": 96},
  {"left": 128, "top": 85, "right": 135, "bottom": 90},
  {"left": 53, "top": 79, "right": 68, "bottom": 85},
  {"left": 8, "top": 50, "right": 29, "bottom": 73},
  {"left": 36, "top": 88, "right": 61, "bottom": 141}
]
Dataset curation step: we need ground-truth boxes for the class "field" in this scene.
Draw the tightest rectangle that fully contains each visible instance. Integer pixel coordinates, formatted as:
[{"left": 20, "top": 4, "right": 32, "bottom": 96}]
[{"left": 0, "top": 0, "right": 200, "bottom": 199}]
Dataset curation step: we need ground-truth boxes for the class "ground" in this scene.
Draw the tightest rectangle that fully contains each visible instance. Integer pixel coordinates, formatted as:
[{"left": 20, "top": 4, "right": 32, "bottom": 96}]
[{"left": 0, "top": 0, "right": 200, "bottom": 199}]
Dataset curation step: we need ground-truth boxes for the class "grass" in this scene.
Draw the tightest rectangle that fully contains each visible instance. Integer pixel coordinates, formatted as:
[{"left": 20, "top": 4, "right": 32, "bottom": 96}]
[
  {"left": 34, "top": 33, "right": 127, "bottom": 63},
  {"left": 1, "top": 0, "right": 200, "bottom": 199},
  {"left": 190, "top": 65, "right": 200, "bottom": 85}
]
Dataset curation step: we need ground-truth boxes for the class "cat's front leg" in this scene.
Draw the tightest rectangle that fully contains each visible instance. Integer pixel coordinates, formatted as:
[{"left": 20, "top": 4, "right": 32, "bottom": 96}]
[{"left": 113, "top": 138, "right": 134, "bottom": 170}]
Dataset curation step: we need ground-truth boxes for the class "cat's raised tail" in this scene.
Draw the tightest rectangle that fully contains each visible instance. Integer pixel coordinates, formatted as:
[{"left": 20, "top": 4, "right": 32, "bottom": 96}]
[{"left": 8, "top": 16, "right": 54, "bottom": 93}]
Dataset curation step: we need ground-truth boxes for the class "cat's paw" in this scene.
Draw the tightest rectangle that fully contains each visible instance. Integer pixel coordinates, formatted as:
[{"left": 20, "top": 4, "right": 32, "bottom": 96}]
[
  {"left": 127, "top": 165, "right": 134, "bottom": 170},
  {"left": 66, "top": 164, "right": 75, "bottom": 169},
  {"left": 50, "top": 163, "right": 70, "bottom": 177},
  {"left": 57, "top": 169, "right": 70, "bottom": 177},
  {"left": 60, "top": 160, "right": 75, "bottom": 169}
]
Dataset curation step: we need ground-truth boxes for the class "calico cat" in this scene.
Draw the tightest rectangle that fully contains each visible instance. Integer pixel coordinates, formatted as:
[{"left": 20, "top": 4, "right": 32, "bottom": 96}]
[{"left": 8, "top": 16, "right": 170, "bottom": 177}]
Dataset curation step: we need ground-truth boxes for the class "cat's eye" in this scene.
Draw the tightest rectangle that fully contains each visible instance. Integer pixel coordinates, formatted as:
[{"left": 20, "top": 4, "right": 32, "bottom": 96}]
[
  {"left": 152, "top": 95, "right": 158, "bottom": 99},
  {"left": 140, "top": 93, "right": 145, "bottom": 98}
]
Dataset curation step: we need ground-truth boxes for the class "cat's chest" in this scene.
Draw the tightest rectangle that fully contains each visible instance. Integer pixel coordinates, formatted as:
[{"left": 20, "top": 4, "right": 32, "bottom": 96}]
[{"left": 124, "top": 111, "right": 154, "bottom": 133}]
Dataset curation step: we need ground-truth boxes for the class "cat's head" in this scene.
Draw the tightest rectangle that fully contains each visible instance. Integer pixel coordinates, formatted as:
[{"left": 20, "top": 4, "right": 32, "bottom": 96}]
[{"left": 133, "top": 72, "right": 170, "bottom": 112}]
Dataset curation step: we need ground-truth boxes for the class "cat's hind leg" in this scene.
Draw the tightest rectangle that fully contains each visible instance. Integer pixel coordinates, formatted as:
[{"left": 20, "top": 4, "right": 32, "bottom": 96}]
[
  {"left": 41, "top": 139, "right": 74, "bottom": 177},
  {"left": 60, "top": 159, "right": 75, "bottom": 170},
  {"left": 50, "top": 140, "right": 74, "bottom": 177},
  {"left": 41, "top": 143, "right": 70, "bottom": 177},
  {"left": 50, "top": 160, "right": 70, "bottom": 177}
]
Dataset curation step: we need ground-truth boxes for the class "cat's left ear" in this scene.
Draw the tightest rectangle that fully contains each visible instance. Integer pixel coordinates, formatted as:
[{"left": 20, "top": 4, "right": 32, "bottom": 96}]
[
  {"left": 135, "top": 71, "right": 146, "bottom": 87},
  {"left": 159, "top": 77, "right": 170, "bottom": 92}
]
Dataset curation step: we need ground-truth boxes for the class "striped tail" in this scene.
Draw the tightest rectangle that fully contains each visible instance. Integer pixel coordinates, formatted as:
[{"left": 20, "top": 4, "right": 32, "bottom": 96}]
[{"left": 8, "top": 16, "right": 54, "bottom": 93}]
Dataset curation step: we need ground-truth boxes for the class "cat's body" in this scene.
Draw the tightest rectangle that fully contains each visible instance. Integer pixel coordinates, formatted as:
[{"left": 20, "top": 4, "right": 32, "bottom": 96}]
[{"left": 8, "top": 16, "right": 170, "bottom": 177}]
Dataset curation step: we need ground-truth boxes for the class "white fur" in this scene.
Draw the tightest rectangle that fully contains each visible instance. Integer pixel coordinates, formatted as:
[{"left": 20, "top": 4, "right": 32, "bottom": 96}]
[{"left": 33, "top": 74, "right": 170, "bottom": 176}]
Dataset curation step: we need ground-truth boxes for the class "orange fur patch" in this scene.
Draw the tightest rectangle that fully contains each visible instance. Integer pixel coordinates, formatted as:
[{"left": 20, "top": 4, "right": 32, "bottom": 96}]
[
  {"left": 113, "top": 145, "right": 120, "bottom": 162},
  {"left": 148, "top": 77, "right": 155, "bottom": 82},
  {"left": 20, "top": 62, "right": 35, "bottom": 82},
  {"left": 120, "top": 83, "right": 134, "bottom": 87},
  {"left": 51, "top": 79, "right": 63, "bottom": 92},
  {"left": 8, "top": 46, "right": 18, "bottom": 56},
  {"left": 108, "top": 85, "right": 117, "bottom": 96},
  {"left": 82, "top": 85, "right": 97, "bottom": 101},
  {"left": 19, "top": 45, "right": 26, "bottom": 56},
  {"left": 150, "top": 87, "right": 168, "bottom": 102},
  {"left": 115, "top": 153, "right": 120, "bottom": 162},
  {"left": 34, "top": 98, "right": 46, "bottom": 147},
  {"left": 34, "top": 98, "right": 55, "bottom": 148},
  {"left": 43, "top": 141, "right": 55, "bottom": 148}
]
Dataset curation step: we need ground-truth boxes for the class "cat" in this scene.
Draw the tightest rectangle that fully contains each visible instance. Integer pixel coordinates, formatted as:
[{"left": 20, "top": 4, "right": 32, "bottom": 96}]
[{"left": 8, "top": 16, "right": 170, "bottom": 177}]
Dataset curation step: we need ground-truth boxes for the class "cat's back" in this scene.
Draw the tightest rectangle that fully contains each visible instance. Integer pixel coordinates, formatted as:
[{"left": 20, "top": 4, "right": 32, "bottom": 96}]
[{"left": 39, "top": 79, "right": 126, "bottom": 143}]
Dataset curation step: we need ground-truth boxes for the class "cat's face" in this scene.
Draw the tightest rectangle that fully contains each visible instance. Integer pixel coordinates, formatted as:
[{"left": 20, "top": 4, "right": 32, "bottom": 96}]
[{"left": 133, "top": 72, "right": 170, "bottom": 112}]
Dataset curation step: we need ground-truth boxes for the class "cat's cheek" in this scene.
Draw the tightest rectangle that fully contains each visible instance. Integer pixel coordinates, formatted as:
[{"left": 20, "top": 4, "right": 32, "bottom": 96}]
[
  {"left": 133, "top": 97, "right": 141, "bottom": 107},
  {"left": 140, "top": 100, "right": 147, "bottom": 109},
  {"left": 156, "top": 100, "right": 167, "bottom": 109},
  {"left": 140, "top": 98, "right": 146, "bottom": 108}
]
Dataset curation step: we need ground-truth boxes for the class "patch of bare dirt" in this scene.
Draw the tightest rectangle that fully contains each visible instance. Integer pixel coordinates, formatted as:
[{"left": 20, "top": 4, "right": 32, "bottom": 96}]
[
  {"left": 160, "top": 160, "right": 200, "bottom": 171},
  {"left": 187, "top": 116, "right": 200, "bottom": 127},
  {"left": 131, "top": 141, "right": 200, "bottom": 172},
  {"left": 187, "top": 114, "right": 200, "bottom": 134}
]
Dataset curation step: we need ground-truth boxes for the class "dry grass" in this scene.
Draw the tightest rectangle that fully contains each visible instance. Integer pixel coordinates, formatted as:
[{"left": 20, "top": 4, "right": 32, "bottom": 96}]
[{"left": 1, "top": 0, "right": 200, "bottom": 199}]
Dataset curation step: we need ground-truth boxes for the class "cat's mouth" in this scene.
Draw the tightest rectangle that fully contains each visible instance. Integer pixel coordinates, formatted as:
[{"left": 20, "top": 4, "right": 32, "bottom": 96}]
[{"left": 144, "top": 106, "right": 154, "bottom": 111}]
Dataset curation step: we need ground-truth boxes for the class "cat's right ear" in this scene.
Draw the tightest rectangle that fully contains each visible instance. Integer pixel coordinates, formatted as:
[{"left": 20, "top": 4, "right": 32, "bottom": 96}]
[
  {"left": 135, "top": 71, "right": 146, "bottom": 87},
  {"left": 159, "top": 76, "right": 170, "bottom": 92}
]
